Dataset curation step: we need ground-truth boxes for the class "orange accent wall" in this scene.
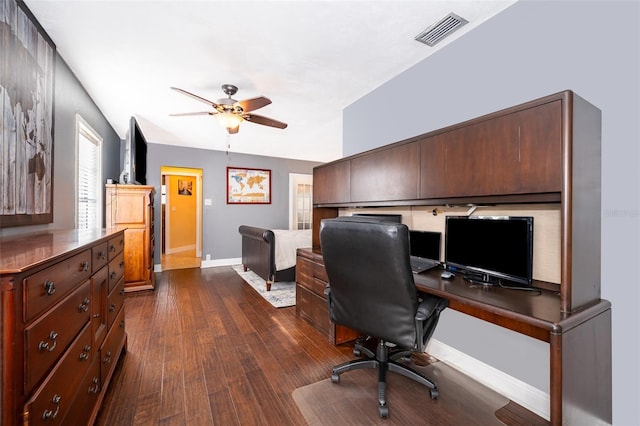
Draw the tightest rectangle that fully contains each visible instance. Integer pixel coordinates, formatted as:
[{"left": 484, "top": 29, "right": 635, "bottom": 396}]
[{"left": 168, "top": 175, "right": 196, "bottom": 251}]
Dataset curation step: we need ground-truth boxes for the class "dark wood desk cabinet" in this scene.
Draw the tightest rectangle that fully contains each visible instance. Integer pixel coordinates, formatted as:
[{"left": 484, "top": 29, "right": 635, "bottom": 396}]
[
  {"left": 0, "top": 229, "right": 127, "bottom": 425},
  {"left": 310, "top": 91, "right": 610, "bottom": 425},
  {"left": 296, "top": 248, "right": 359, "bottom": 345}
]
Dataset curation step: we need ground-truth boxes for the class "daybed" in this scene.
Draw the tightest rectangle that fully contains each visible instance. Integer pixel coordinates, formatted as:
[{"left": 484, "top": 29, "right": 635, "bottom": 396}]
[{"left": 238, "top": 225, "right": 312, "bottom": 291}]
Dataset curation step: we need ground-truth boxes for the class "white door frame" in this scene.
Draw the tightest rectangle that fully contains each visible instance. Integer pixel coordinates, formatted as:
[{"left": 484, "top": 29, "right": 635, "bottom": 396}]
[
  {"left": 288, "top": 173, "right": 313, "bottom": 230},
  {"left": 161, "top": 166, "right": 203, "bottom": 258}
]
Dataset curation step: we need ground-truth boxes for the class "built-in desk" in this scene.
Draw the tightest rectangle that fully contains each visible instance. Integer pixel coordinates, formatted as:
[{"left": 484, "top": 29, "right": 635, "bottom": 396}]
[{"left": 413, "top": 268, "right": 611, "bottom": 426}]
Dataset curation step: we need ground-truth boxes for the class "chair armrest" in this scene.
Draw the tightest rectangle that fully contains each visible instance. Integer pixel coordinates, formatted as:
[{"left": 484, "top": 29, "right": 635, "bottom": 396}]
[{"left": 416, "top": 297, "right": 448, "bottom": 321}]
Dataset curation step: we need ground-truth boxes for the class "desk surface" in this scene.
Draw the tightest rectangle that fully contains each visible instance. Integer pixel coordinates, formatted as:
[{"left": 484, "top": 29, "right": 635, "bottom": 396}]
[
  {"left": 413, "top": 268, "right": 610, "bottom": 342},
  {"left": 299, "top": 248, "right": 609, "bottom": 343}
]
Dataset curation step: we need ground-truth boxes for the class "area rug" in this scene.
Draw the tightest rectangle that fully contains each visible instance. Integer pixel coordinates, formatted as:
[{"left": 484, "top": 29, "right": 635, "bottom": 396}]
[
  {"left": 292, "top": 360, "right": 509, "bottom": 425},
  {"left": 232, "top": 264, "right": 296, "bottom": 308}
]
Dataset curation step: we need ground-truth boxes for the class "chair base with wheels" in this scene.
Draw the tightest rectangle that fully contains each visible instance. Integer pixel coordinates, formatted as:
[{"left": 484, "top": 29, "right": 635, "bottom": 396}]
[{"left": 331, "top": 338, "right": 439, "bottom": 418}]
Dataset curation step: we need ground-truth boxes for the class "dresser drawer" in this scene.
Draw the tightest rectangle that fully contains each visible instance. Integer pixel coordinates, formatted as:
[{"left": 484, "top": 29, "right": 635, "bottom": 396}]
[
  {"left": 296, "top": 257, "right": 313, "bottom": 286},
  {"left": 107, "top": 234, "right": 125, "bottom": 259},
  {"left": 92, "top": 242, "right": 109, "bottom": 273},
  {"left": 64, "top": 357, "right": 101, "bottom": 426},
  {"left": 24, "top": 250, "right": 92, "bottom": 322},
  {"left": 107, "top": 278, "right": 125, "bottom": 330},
  {"left": 312, "top": 261, "right": 329, "bottom": 283},
  {"left": 24, "top": 280, "right": 91, "bottom": 394},
  {"left": 107, "top": 252, "right": 125, "bottom": 293},
  {"left": 100, "top": 305, "right": 126, "bottom": 386},
  {"left": 24, "top": 323, "right": 93, "bottom": 426}
]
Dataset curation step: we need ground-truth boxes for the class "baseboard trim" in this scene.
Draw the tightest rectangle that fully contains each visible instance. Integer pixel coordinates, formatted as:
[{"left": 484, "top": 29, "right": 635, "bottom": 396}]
[
  {"left": 154, "top": 257, "right": 241, "bottom": 272},
  {"left": 165, "top": 244, "right": 196, "bottom": 255},
  {"left": 427, "top": 339, "right": 550, "bottom": 421},
  {"left": 200, "top": 257, "right": 242, "bottom": 269}
]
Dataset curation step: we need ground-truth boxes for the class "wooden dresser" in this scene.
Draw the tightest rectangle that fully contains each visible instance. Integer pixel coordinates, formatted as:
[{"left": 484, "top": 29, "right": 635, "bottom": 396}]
[
  {"left": 106, "top": 184, "right": 156, "bottom": 292},
  {"left": 296, "top": 248, "right": 360, "bottom": 345},
  {"left": 0, "top": 228, "right": 127, "bottom": 425}
]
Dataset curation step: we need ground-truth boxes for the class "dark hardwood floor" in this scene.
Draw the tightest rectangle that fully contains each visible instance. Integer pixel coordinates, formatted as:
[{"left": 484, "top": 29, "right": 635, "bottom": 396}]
[{"left": 95, "top": 266, "right": 547, "bottom": 425}]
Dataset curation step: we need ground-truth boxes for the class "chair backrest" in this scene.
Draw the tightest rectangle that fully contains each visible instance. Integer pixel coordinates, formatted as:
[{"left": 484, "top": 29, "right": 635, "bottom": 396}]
[{"left": 320, "top": 217, "right": 419, "bottom": 348}]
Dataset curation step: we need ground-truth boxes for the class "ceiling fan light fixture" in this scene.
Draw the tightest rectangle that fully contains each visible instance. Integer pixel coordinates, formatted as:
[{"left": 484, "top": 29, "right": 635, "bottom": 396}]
[{"left": 216, "top": 111, "right": 243, "bottom": 130}]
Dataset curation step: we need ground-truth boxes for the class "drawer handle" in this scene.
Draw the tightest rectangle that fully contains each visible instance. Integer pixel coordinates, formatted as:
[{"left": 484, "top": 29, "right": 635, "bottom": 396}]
[
  {"left": 110, "top": 271, "right": 117, "bottom": 280},
  {"left": 44, "top": 280, "right": 56, "bottom": 296},
  {"left": 103, "top": 350, "right": 112, "bottom": 364},
  {"left": 39, "top": 331, "right": 58, "bottom": 352},
  {"left": 42, "top": 394, "right": 61, "bottom": 420},
  {"left": 109, "top": 244, "right": 116, "bottom": 252},
  {"left": 109, "top": 303, "right": 117, "bottom": 312},
  {"left": 79, "top": 344, "right": 91, "bottom": 361},
  {"left": 88, "top": 377, "right": 100, "bottom": 394},
  {"left": 120, "top": 289, "right": 125, "bottom": 296},
  {"left": 120, "top": 319, "right": 125, "bottom": 328},
  {"left": 78, "top": 298, "right": 90, "bottom": 312},
  {"left": 98, "top": 251, "right": 106, "bottom": 260},
  {"left": 120, "top": 261, "right": 125, "bottom": 268},
  {"left": 81, "top": 261, "right": 90, "bottom": 272}
]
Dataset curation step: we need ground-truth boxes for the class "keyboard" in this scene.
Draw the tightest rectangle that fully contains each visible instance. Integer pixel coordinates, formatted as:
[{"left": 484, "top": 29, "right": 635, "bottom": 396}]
[{"left": 410, "top": 256, "right": 439, "bottom": 274}]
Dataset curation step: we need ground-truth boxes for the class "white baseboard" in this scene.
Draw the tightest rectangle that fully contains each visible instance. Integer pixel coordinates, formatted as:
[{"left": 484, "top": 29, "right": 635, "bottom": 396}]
[
  {"left": 165, "top": 244, "right": 196, "bottom": 255},
  {"left": 427, "top": 339, "right": 550, "bottom": 421},
  {"left": 155, "top": 257, "right": 241, "bottom": 272},
  {"left": 200, "top": 257, "right": 241, "bottom": 269}
]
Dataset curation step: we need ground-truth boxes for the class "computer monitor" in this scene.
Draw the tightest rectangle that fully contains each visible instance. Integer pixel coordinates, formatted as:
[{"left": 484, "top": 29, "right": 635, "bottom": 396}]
[
  {"left": 445, "top": 216, "right": 534, "bottom": 286},
  {"left": 409, "top": 230, "right": 441, "bottom": 261}
]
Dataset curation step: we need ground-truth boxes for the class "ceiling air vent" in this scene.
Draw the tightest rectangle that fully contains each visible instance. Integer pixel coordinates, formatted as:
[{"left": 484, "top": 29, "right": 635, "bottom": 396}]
[{"left": 414, "top": 12, "right": 469, "bottom": 47}]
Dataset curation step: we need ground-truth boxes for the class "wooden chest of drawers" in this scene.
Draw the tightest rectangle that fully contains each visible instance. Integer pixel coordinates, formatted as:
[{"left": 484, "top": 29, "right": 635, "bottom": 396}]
[
  {"left": 0, "top": 228, "right": 127, "bottom": 425},
  {"left": 296, "top": 248, "right": 359, "bottom": 345}
]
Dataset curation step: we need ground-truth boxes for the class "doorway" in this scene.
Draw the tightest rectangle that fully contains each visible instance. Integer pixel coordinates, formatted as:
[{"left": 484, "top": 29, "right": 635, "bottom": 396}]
[
  {"left": 289, "top": 173, "right": 313, "bottom": 230},
  {"left": 160, "top": 166, "right": 203, "bottom": 271}
]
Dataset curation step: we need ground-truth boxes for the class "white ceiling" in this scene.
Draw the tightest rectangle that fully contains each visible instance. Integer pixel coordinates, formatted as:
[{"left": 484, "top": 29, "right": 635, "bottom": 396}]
[{"left": 24, "top": 0, "right": 516, "bottom": 163}]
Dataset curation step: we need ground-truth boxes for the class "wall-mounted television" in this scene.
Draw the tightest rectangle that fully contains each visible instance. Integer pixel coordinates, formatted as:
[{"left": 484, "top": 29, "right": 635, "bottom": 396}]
[
  {"left": 119, "top": 117, "right": 147, "bottom": 185},
  {"left": 445, "top": 216, "right": 534, "bottom": 286}
]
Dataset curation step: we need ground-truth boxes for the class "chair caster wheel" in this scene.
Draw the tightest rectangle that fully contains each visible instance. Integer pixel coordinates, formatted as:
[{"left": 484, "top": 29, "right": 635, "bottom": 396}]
[
  {"left": 353, "top": 348, "right": 361, "bottom": 356},
  {"left": 378, "top": 405, "right": 389, "bottom": 418},
  {"left": 430, "top": 388, "right": 439, "bottom": 399},
  {"left": 331, "top": 373, "right": 340, "bottom": 384}
]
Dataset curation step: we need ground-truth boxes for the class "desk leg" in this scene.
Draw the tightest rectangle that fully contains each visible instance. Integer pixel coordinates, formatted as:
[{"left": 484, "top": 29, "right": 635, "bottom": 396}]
[{"left": 550, "top": 309, "right": 612, "bottom": 425}]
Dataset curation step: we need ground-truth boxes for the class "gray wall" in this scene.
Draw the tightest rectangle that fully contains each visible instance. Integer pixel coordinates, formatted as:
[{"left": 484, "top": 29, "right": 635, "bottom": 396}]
[
  {"left": 0, "top": 53, "right": 121, "bottom": 237},
  {"left": 343, "top": 1, "right": 639, "bottom": 424},
  {"left": 147, "top": 143, "right": 320, "bottom": 264}
]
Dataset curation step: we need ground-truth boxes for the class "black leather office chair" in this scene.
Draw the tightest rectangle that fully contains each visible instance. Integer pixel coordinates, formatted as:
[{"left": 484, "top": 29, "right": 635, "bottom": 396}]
[{"left": 320, "top": 217, "right": 448, "bottom": 418}]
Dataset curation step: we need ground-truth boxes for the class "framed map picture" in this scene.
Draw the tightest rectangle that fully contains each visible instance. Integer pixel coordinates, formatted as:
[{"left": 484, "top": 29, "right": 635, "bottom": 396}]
[{"left": 226, "top": 167, "right": 271, "bottom": 204}]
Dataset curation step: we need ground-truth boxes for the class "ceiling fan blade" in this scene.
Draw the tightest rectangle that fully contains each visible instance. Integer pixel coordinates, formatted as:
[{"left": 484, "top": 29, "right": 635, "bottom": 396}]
[
  {"left": 169, "top": 111, "right": 215, "bottom": 117},
  {"left": 236, "top": 96, "right": 271, "bottom": 112},
  {"left": 243, "top": 113, "right": 288, "bottom": 129},
  {"left": 171, "top": 87, "right": 219, "bottom": 107}
]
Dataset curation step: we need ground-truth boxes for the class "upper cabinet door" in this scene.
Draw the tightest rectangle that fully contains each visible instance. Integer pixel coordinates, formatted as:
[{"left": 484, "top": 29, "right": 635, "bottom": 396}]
[
  {"left": 510, "top": 100, "right": 562, "bottom": 194},
  {"left": 420, "top": 100, "right": 562, "bottom": 199},
  {"left": 313, "top": 160, "right": 351, "bottom": 205},
  {"left": 350, "top": 142, "right": 420, "bottom": 202}
]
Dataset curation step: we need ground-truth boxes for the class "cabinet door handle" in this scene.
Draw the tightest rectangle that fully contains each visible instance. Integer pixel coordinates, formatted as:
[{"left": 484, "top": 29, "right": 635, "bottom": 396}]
[
  {"left": 103, "top": 350, "right": 112, "bottom": 364},
  {"left": 110, "top": 272, "right": 117, "bottom": 280},
  {"left": 109, "top": 303, "right": 117, "bottom": 312},
  {"left": 80, "top": 261, "right": 90, "bottom": 272},
  {"left": 98, "top": 251, "right": 106, "bottom": 260},
  {"left": 44, "top": 280, "right": 56, "bottom": 296}
]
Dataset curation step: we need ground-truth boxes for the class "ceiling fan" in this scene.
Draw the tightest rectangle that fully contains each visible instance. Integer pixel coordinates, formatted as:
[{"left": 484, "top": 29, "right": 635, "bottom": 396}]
[{"left": 170, "top": 84, "right": 288, "bottom": 134}]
